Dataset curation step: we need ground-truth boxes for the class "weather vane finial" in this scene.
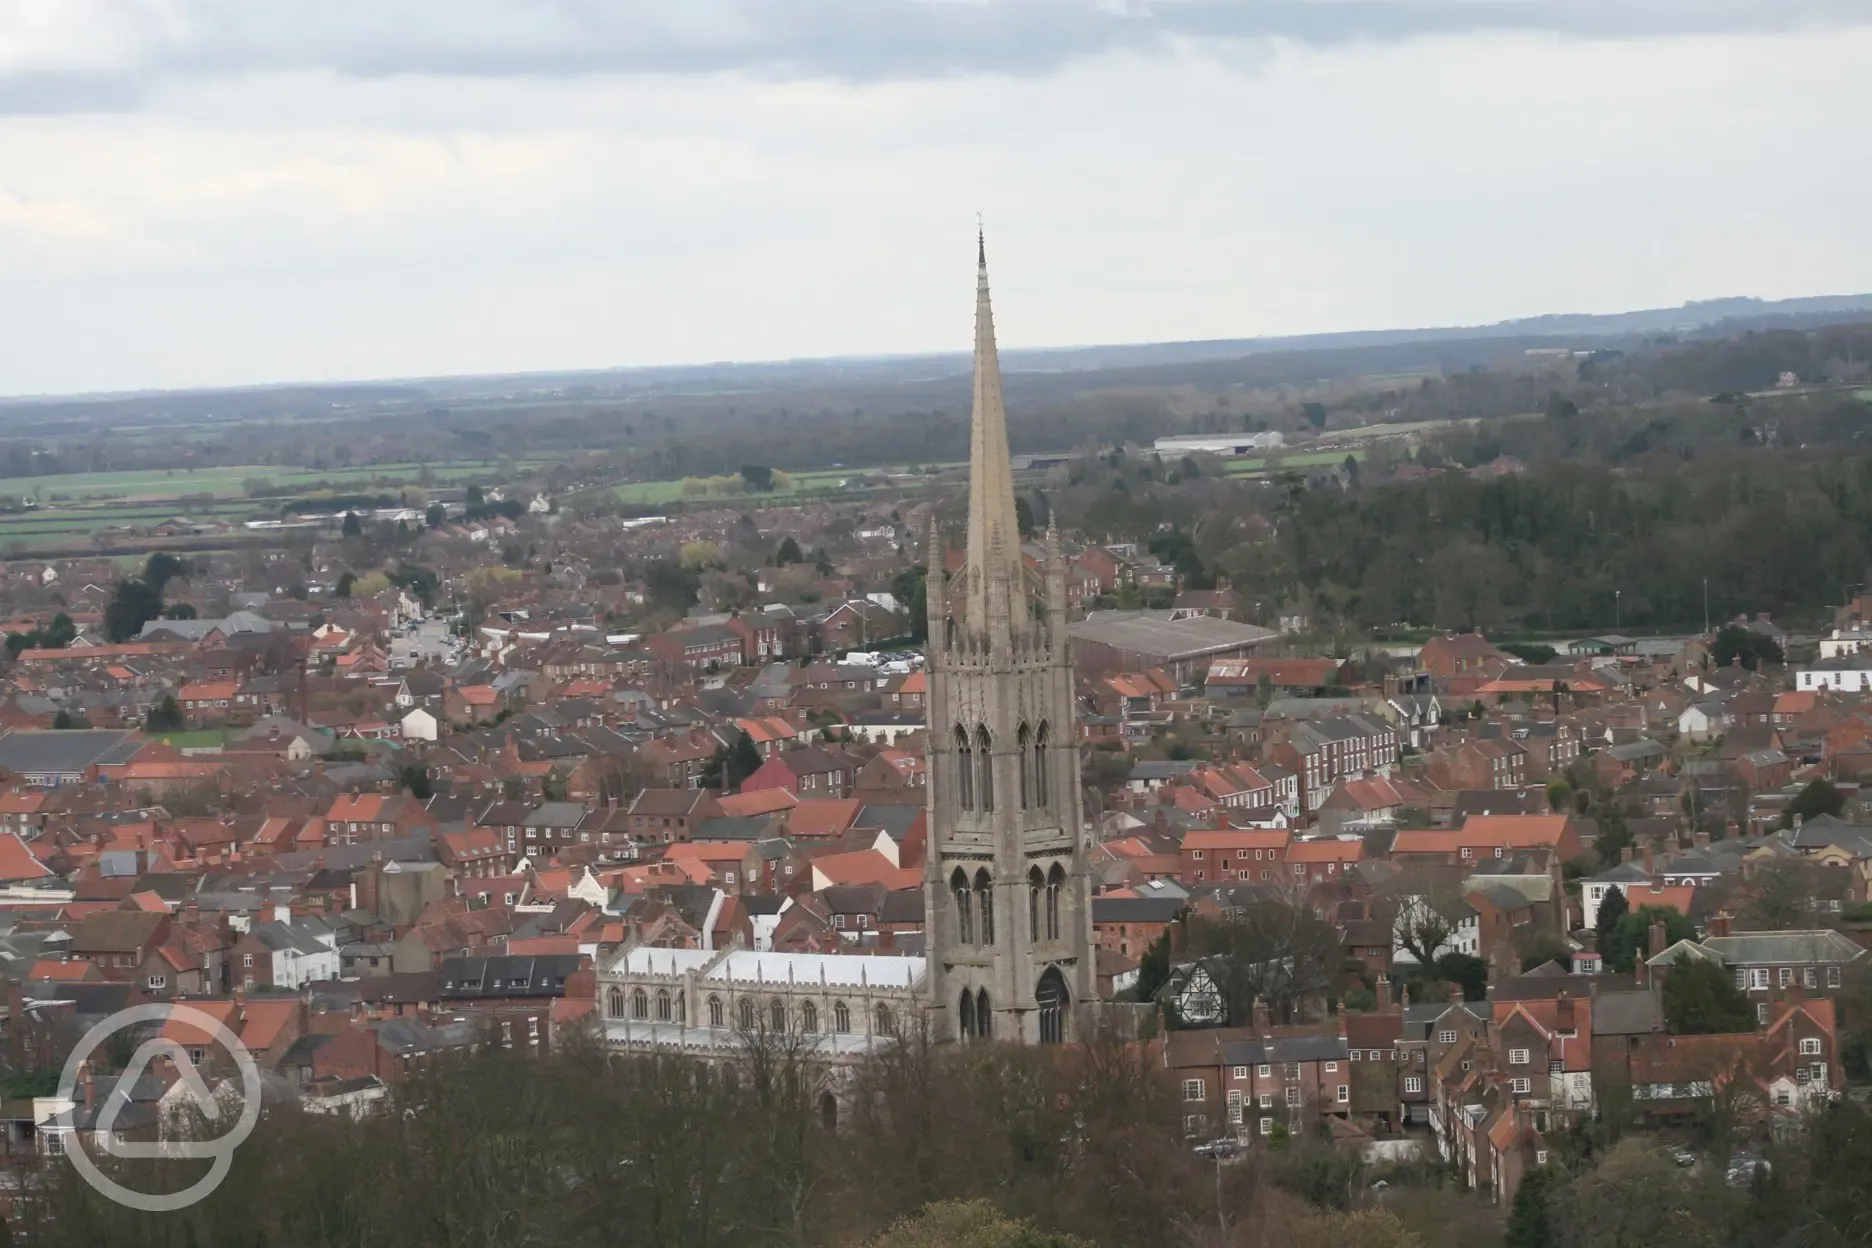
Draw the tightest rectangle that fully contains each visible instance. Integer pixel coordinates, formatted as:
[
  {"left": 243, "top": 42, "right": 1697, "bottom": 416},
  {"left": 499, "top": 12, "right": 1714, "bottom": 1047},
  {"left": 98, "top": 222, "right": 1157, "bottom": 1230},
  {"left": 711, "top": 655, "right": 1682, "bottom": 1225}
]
[{"left": 977, "top": 213, "right": 985, "bottom": 266}]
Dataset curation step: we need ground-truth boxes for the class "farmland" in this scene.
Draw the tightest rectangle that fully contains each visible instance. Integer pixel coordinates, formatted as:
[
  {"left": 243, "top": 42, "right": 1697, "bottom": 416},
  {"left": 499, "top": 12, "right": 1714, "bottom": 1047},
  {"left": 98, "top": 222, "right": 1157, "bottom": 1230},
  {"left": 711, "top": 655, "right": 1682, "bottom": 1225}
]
[
  {"left": 0, "top": 460, "right": 542, "bottom": 505},
  {"left": 609, "top": 464, "right": 965, "bottom": 507},
  {"left": 1222, "top": 448, "right": 1368, "bottom": 476}
]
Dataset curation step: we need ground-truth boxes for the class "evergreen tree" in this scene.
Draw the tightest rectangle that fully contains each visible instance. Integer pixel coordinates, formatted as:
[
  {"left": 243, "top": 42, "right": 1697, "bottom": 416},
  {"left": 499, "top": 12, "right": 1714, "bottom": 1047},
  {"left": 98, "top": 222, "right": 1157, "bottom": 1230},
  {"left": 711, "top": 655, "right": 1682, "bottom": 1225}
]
[
  {"left": 335, "top": 571, "right": 357, "bottom": 599},
  {"left": 1135, "top": 928, "right": 1174, "bottom": 1007},
  {"left": 144, "top": 696, "right": 183, "bottom": 733},
  {"left": 51, "top": 710, "right": 75, "bottom": 730},
  {"left": 1663, "top": 952, "right": 1756, "bottom": 1035},
  {"left": 103, "top": 577, "right": 164, "bottom": 643},
  {"left": 1504, "top": 1164, "right": 1558, "bottom": 1248},
  {"left": 774, "top": 536, "right": 804, "bottom": 565},
  {"left": 726, "top": 731, "right": 764, "bottom": 791},
  {"left": 341, "top": 510, "right": 363, "bottom": 538},
  {"left": 1603, "top": 905, "right": 1693, "bottom": 974},
  {"left": 1783, "top": 777, "right": 1844, "bottom": 827},
  {"left": 1594, "top": 884, "right": 1628, "bottom": 952},
  {"left": 699, "top": 746, "right": 727, "bottom": 791}
]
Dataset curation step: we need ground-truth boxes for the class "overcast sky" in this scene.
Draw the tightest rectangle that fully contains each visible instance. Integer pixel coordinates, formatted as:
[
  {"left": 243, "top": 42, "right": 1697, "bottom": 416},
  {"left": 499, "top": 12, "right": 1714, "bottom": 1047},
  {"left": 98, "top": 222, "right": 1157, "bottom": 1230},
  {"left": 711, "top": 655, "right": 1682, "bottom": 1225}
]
[{"left": 4, "top": 0, "right": 1872, "bottom": 396}]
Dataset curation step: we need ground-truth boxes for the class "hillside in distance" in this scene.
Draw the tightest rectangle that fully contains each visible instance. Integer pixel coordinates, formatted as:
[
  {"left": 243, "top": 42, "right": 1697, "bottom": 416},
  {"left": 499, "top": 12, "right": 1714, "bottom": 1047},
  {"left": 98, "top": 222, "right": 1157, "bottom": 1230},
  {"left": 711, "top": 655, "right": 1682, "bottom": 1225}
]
[{"left": 6, "top": 291, "right": 1872, "bottom": 420}]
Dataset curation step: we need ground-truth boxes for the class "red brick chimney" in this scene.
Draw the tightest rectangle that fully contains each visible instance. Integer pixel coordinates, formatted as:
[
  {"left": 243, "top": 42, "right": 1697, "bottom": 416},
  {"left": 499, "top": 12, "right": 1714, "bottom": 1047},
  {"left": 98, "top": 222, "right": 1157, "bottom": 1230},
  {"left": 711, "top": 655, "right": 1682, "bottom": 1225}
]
[
  {"left": 1643, "top": 845, "right": 1654, "bottom": 875},
  {"left": 1648, "top": 920, "right": 1668, "bottom": 960},
  {"left": 1555, "top": 988, "right": 1575, "bottom": 1034},
  {"left": 1376, "top": 975, "right": 1392, "bottom": 1010}
]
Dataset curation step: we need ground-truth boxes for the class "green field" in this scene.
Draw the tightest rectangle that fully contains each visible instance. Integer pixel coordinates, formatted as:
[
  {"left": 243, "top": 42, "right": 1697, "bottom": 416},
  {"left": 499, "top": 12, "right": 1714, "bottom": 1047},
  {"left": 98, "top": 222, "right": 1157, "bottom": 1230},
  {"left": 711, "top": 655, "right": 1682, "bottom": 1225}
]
[
  {"left": 0, "top": 460, "right": 549, "bottom": 505},
  {"left": 149, "top": 729, "right": 230, "bottom": 750},
  {"left": 610, "top": 464, "right": 962, "bottom": 507},
  {"left": 1223, "top": 449, "right": 1368, "bottom": 475}
]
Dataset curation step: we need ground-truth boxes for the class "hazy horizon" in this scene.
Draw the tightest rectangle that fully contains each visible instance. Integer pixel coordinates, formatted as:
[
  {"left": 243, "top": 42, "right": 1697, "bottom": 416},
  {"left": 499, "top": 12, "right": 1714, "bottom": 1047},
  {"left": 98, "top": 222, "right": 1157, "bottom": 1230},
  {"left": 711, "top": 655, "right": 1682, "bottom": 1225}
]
[{"left": 6, "top": 2, "right": 1872, "bottom": 396}]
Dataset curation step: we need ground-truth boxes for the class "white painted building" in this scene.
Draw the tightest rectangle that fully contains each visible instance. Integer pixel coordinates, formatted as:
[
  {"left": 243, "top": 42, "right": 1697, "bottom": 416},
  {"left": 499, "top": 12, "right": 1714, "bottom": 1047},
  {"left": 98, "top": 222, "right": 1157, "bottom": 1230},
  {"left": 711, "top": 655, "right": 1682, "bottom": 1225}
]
[
  {"left": 1797, "top": 662, "right": 1872, "bottom": 692},
  {"left": 598, "top": 946, "right": 927, "bottom": 1060}
]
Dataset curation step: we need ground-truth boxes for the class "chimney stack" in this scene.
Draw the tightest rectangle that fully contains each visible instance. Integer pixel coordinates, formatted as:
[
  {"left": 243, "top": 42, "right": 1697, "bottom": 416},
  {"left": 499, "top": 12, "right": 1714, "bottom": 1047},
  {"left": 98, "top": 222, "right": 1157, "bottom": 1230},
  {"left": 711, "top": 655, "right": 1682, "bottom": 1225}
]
[
  {"left": 1647, "top": 919, "right": 1667, "bottom": 959},
  {"left": 1376, "top": 974, "right": 1391, "bottom": 1010},
  {"left": 1643, "top": 845, "right": 1654, "bottom": 875},
  {"left": 1621, "top": 846, "right": 1633, "bottom": 864},
  {"left": 1555, "top": 988, "right": 1575, "bottom": 1034}
]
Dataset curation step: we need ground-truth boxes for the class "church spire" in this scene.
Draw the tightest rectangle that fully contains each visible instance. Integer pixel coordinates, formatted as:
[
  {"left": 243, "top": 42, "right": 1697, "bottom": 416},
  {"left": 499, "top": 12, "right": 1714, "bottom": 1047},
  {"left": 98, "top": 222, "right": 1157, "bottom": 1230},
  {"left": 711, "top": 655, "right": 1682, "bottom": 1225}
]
[{"left": 964, "top": 230, "right": 1026, "bottom": 634}]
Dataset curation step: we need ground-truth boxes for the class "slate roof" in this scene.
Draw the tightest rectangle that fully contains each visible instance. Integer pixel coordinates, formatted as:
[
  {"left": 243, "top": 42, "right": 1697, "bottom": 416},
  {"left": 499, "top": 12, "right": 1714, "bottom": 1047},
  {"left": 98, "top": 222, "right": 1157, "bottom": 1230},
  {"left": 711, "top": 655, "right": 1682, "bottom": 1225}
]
[
  {"left": 439, "top": 953, "right": 584, "bottom": 998},
  {"left": 0, "top": 729, "right": 140, "bottom": 777}
]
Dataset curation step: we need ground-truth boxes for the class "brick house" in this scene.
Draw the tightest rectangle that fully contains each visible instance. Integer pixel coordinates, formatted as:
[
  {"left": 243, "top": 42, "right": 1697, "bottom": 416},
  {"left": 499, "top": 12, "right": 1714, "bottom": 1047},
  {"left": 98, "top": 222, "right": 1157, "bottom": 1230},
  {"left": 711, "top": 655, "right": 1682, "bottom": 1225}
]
[
  {"left": 624, "top": 788, "right": 722, "bottom": 844},
  {"left": 323, "top": 793, "right": 440, "bottom": 845},
  {"left": 741, "top": 746, "right": 862, "bottom": 798},
  {"left": 70, "top": 911, "right": 172, "bottom": 982}
]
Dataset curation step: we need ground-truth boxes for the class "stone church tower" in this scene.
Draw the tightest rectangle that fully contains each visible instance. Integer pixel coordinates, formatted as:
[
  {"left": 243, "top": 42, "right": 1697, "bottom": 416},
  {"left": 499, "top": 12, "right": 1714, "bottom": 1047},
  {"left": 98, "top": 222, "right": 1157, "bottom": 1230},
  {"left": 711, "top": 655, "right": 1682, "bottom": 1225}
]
[{"left": 922, "top": 234, "right": 1095, "bottom": 1045}]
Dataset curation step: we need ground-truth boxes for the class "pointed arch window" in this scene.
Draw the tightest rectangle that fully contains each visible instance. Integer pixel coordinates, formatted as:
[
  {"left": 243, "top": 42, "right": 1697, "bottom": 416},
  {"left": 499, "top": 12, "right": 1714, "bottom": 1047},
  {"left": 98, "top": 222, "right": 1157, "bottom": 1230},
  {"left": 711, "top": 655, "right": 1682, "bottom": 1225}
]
[
  {"left": 1037, "top": 968, "right": 1069, "bottom": 1046},
  {"left": 708, "top": 995, "right": 724, "bottom": 1028},
  {"left": 738, "top": 998, "right": 755, "bottom": 1031},
  {"left": 976, "top": 988, "right": 992, "bottom": 1040},
  {"left": 975, "top": 869, "right": 995, "bottom": 946},
  {"left": 875, "top": 1004, "right": 894, "bottom": 1034},
  {"left": 959, "top": 989, "right": 977, "bottom": 1039},
  {"left": 1034, "top": 721, "right": 1051, "bottom": 808},
  {"left": 607, "top": 986, "right": 624, "bottom": 1018},
  {"left": 976, "top": 725, "right": 995, "bottom": 812},
  {"left": 955, "top": 726, "right": 974, "bottom": 811},
  {"left": 1046, "top": 863, "right": 1065, "bottom": 941},
  {"left": 770, "top": 998, "right": 787, "bottom": 1033},
  {"left": 801, "top": 1000, "right": 819, "bottom": 1033},
  {"left": 951, "top": 868, "right": 974, "bottom": 945},
  {"left": 631, "top": 988, "right": 649, "bottom": 1020},
  {"left": 833, "top": 1000, "right": 851, "bottom": 1033},
  {"left": 1017, "top": 722, "right": 1033, "bottom": 808},
  {"left": 674, "top": 993, "right": 686, "bottom": 1024},
  {"left": 655, "top": 989, "right": 672, "bottom": 1021},
  {"left": 1029, "top": 867, "right": 1044, "bottom": 942}
]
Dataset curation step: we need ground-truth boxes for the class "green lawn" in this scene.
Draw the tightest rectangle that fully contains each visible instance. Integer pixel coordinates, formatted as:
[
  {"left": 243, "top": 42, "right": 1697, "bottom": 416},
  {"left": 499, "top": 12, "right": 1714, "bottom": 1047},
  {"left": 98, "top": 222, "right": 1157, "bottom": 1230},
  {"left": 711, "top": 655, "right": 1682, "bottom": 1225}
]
[
  {"left": 610, "top": 463, "right": 962, "bottom": 507},
  {"left": 0, "top": 460, "right": 549, "bottom": 504},
  {"left": 150, "top": 729, "right": 230, "bottom": 750},
  {"left": 1223, "top": 448, "right": 1368, "bottom": 474}
]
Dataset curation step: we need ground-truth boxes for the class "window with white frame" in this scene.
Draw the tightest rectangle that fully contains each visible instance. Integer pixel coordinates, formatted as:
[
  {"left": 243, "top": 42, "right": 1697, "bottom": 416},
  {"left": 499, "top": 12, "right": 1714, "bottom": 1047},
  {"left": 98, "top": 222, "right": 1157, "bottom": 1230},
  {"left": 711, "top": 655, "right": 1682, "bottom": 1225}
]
[
  {"left": 1259, "top": 1117, "right": 1274, "bottom": 1135},
  {"left": 1232, "top": 1066, "right": 1249, "bottom": 1080},
  {"left": 1257, "top": 1064, "right": 1271, "bottom": 1077},
  {"left": 1182, "top": 1079, "right": 1206, "bottom": 1102},
  {"left": 1509, "top": 1048, "right": 1530, "bottom": 1065},
  {"left": 1800, "top": 1038, "right": 1822, "bottom": 1055},
  {"left": 1337, "top": 1085, "right": 1349, "bottom": 1103},
  {"left": 1828, "top": 966, "right": 1843, "bottom": 988},
  {"left": 1324, "top": 1062, "right": 1338, "bottom": 1073},
  {"left": 1779, "top": 967, "right": 1794, "bottom": 987},
  {"left": 1549, "top": 1060, "right": 1564, "bottom": 1076},
  {"left": 1804, "top": 967, "right": 1817, "bottom": 989},
  {"left": 1438, "top": 1030, "right": 1457, "bottom": 1044},
  {"left": 1749, "top": 969, "right": 1770, "bottom": 990},
  {"left": 1258, "top": 1093, "right": 1272, "bottom": 1108},
  {"left": 1285, "top": 1087, "right": 1301, "bottom": 1106},
  {"left": 1349, "top": 1050, "right": 1361, "bottom": 1062},
  {"left": 1511, "top": 1078, "right": 1531, "bottom": 1094},
  {"left": 1758, "top": 1003, "right": 1771, "bottom": 1024},
  {"left": 1812, "top": 1063, "right": 1828, "bottom": 1084},
  {"left": 1183, "top": 1115, "right": 1206, "bottom": 1135},
  {"left": 1404, "top": 1077, "right": 1422, "bottom": 1093}
]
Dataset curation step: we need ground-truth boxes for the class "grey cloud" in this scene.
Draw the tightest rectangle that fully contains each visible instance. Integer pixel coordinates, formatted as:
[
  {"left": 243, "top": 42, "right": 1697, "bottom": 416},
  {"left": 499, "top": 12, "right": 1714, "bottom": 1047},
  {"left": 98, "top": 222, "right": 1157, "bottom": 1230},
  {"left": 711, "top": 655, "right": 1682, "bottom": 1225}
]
[{"left": 5, "top": 0, "right": 1869, "bottom": 113}]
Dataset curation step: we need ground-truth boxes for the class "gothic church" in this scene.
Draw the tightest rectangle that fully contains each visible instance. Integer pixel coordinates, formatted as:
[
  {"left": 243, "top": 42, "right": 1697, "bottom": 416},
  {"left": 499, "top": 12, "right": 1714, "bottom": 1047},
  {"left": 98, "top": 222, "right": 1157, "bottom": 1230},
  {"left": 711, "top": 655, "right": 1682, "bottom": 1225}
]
[{"left": 921, "top": 234, "right": 1096, "bottom": 1045}]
